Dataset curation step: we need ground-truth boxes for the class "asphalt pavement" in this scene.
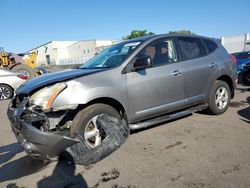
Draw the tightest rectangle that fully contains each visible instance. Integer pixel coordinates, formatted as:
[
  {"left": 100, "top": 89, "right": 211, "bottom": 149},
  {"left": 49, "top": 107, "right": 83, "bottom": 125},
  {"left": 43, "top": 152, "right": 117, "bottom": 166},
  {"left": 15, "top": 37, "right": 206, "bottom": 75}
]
[{"left": 0, "top": 84, "right": 249, "bottom": 188}]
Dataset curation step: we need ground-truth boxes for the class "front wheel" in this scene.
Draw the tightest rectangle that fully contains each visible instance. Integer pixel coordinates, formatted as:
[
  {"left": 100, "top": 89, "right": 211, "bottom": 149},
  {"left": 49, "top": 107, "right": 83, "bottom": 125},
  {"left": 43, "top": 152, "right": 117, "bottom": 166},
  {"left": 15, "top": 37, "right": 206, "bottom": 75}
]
[
  {"left": 206, "top": 80, "right": 231, "bottom": 115},
  {"left": 11, "top": 64, "right": 35, "bottom": 78},
  {"left": 67, "top": 104, "right": 129, "bottom": 165},
  {"left": 0, "top": 84, "right": 13, "bottom": 100}
]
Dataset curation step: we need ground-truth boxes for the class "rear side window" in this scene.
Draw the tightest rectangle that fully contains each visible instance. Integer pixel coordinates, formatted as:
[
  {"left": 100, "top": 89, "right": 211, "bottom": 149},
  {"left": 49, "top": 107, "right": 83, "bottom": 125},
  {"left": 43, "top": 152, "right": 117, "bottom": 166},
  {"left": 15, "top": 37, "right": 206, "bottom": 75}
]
[
  {"left": 203, "top": 39, "right": 218, "bottom": 53},
  {"left": 177, "top": 37, "right": 206, "bottom": 60}
]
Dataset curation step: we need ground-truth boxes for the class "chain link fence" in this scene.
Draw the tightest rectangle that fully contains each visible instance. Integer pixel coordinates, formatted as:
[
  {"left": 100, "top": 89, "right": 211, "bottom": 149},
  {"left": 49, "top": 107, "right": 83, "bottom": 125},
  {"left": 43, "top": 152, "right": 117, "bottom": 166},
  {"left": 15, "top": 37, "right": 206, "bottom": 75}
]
[
  {"left": 57, "top": 55, "right": 94, "bottom": 65},
  {"left": 44, "top": 55, "right": 94, "bottom": 72}
]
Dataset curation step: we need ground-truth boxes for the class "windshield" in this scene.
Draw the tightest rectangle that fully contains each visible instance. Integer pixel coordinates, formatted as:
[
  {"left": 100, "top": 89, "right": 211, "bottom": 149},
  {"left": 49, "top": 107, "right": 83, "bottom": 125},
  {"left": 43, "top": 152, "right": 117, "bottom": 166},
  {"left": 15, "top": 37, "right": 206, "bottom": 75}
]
[
  {"left": 235, "top": 52, "right": 250, "bottom": 59},
  {"left": 80, "top": 41, "right": 141, "bottom": 68}
]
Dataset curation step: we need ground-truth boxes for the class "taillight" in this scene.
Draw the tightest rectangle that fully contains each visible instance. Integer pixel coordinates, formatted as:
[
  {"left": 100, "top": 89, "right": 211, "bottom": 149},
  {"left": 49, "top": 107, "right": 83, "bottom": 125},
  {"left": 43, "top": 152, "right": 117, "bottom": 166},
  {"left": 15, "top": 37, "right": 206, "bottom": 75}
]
[
  {"left": 17, "top": 75, "right": 28, "bottom": 80},
  {"left": 230, "top": 54, "right": 237, "bottom": 65}
]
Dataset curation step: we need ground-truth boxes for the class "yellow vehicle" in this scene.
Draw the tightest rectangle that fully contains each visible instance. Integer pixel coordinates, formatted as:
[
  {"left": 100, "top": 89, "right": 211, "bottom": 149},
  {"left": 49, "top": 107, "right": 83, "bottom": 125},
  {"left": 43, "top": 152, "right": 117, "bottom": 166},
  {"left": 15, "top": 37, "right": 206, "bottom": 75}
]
[{"left": 0, "top": 47, "right": 46, "bottom": 78}]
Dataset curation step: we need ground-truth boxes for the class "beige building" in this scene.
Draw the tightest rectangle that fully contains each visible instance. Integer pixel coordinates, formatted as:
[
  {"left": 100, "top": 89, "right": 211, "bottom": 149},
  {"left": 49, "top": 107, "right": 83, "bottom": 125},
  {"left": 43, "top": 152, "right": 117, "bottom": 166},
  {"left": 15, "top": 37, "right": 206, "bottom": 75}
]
[
  {"left": 221, "top": 33, "right": 250, "bottom": 53},
  {"left": 26, "top": 39, "right": 117, "bottom": 66}
]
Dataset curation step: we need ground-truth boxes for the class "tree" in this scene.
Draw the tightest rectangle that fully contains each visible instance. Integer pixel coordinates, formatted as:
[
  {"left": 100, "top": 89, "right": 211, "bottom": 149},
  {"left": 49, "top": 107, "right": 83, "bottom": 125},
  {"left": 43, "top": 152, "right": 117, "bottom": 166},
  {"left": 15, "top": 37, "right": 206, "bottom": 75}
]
[
  {"left": 168, "top": 30, "right": 195, "bottom": 35},
  {"left": 123, "top": 30, "right": 155, "bottom": 40}
]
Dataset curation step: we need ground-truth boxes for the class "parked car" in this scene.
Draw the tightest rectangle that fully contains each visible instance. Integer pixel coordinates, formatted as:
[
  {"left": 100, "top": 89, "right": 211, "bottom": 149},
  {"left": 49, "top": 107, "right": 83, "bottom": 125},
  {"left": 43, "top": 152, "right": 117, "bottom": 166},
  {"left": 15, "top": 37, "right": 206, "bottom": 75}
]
[
  {"left": 7, "top": 34, "right": 237, "bottom": 164},
  {"left": 241, "top": 62, "right": 250, "bottom": 84},
  {"left": 0, "top": 69, "right": 28, "bottom": 100},
  {"left": 233, "top": 51, "right": 250, "bottom": 74}
]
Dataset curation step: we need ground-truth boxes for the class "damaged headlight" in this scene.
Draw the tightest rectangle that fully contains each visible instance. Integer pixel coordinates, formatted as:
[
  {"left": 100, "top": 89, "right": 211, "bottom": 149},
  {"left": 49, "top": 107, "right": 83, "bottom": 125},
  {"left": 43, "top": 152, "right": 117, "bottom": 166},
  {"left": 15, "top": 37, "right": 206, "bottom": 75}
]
[{"left": 29, "top": 83, "right": 67, "bottom": 110}]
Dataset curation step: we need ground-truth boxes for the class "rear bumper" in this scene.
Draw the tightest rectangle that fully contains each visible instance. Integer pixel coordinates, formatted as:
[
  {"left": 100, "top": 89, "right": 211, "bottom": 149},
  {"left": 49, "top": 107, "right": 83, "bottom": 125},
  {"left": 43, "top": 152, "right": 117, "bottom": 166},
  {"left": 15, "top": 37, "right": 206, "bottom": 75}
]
[{"left": 7, "top": 100, "right": 78, "bottom": 161}]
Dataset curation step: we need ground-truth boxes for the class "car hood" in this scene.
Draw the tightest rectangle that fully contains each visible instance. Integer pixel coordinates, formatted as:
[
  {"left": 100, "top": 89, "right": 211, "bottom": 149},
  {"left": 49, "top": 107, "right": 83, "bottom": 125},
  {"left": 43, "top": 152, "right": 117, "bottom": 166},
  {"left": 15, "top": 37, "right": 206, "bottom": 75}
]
[{"left": 16, "top": 68, "right": 104, "bottom": 95}]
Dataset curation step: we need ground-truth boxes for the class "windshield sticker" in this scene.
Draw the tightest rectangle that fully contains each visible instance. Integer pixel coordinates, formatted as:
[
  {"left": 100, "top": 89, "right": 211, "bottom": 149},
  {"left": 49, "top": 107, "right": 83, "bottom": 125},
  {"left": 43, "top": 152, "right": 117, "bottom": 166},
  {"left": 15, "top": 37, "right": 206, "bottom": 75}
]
[{"left": 124, "top": 42, "right": 141, "bottom": 47}]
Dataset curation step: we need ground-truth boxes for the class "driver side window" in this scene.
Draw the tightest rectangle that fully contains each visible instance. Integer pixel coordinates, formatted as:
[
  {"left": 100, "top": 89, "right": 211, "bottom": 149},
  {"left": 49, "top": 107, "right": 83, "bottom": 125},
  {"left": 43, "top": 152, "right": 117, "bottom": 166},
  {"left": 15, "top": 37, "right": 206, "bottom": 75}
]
[{"left": 138, "top": 39, "right": 178, "bottom": 66}]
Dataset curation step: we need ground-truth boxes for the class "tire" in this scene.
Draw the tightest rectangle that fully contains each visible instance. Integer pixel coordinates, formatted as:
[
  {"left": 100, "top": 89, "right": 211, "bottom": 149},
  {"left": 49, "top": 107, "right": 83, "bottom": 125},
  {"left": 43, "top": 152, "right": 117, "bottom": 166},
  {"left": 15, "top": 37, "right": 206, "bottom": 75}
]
[
  {"left": 11, "top": 64, "right": 35, "bottom": 78},
  {"left": 206, "top": 80, "right": 231, "bottom": 115},
  {"left": 66, "top": 104, "right": 129, "bottom": 165},
  {"left": 242, "top": 72, "right": 250, "bottom": 85},
  {"left": 0, "top": 84, "right": 13, "bottom": 100},
  {"left": 242, "top": 76, "right": 250, "bottom": 85}
]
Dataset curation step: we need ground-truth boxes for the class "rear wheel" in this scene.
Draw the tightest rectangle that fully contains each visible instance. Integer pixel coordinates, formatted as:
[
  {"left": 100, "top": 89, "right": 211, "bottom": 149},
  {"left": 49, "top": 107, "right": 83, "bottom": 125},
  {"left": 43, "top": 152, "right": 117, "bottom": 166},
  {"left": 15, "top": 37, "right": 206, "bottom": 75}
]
[
  {"left": 207, "top": 80, "right": 230, "bottom": 115},
  {"left": 67, "top": 104, "right": 129, "bottom": 165},
  {"left": 0, "top": 84, "right": 13, "bottom": 100},
  {"left": 11, "top": 64, "right": 35, "bottom": 78}
]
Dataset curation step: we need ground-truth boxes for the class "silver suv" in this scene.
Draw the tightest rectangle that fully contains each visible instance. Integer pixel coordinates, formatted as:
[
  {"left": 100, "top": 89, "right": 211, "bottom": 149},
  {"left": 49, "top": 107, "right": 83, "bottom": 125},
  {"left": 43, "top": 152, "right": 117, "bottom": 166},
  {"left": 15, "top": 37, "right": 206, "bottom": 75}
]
[{"left": 8, "top": 34, "right": 237, "bottom": 164}]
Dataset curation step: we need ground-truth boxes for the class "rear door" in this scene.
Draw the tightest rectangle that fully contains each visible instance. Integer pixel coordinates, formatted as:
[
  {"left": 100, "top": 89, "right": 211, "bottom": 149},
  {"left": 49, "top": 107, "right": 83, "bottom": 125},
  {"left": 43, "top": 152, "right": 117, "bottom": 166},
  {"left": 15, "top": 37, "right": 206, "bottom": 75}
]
[
  {"left": 126, "top": 37, "right": 187, "bottom": 122},
  {"left": 176, "top": 37, "right": 219, "bottom": 104}
]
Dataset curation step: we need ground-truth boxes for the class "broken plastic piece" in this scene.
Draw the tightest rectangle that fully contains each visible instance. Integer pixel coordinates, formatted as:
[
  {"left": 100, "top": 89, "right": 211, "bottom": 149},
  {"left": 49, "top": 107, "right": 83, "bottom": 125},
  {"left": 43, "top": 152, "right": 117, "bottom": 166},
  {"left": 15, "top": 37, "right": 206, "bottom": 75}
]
[{"left": 66, "top": 114, "right": 129, "bottom": 165}]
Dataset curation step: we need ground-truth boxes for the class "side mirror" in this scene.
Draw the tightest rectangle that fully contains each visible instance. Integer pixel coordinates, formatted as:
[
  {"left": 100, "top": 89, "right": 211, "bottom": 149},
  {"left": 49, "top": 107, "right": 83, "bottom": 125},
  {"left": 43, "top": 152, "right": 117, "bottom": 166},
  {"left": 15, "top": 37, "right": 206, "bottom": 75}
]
[{"left": 134, "top": 56, "right": 151, "bottom": 70}]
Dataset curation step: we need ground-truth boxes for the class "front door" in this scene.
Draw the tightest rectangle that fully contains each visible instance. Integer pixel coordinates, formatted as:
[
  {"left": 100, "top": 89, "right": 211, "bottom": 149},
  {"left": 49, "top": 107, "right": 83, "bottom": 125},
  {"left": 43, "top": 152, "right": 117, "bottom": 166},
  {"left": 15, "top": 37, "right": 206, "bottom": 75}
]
[{"left": 126, "top": 38, "right": 187, "bottom": 123}]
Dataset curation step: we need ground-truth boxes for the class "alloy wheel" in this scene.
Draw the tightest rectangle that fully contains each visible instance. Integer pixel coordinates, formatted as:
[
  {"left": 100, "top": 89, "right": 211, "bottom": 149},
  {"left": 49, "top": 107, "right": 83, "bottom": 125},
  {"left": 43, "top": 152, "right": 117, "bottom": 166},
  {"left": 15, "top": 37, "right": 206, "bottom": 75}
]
[
  {"left": 215, "top": 87, "right": 229, "bottom": 110},
  {"left": 0, "top": 85, "right": 12, "bottom": 100},
  {"left": 84, "top": 115, "right": 106, "bottom": 149}
]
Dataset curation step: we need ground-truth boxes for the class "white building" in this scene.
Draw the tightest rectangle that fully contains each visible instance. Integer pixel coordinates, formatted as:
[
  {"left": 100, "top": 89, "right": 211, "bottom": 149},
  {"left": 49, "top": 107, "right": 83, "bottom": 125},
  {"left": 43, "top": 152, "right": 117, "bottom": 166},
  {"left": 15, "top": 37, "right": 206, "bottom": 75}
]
[
  {"left": 26, "top": 39, "right": 117, "bottom": 66},
  {"left": 221, "top": 33, "right": 250, "bottom": 54}
]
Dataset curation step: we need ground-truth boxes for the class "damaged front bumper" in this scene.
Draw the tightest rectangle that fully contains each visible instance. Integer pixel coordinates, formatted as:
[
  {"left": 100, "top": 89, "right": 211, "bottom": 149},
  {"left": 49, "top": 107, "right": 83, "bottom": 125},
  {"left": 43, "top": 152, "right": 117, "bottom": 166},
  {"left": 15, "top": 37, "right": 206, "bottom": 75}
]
[{"left": 7, "top": 97, "right": 79, "bottom": 161}]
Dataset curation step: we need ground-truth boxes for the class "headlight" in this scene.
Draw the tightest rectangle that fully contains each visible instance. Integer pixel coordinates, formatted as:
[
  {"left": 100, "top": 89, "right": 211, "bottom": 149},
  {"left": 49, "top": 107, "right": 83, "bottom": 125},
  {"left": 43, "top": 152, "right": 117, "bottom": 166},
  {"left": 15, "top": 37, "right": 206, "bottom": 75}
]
[{"left": 29, "top": 83, "right": 67, "bottom": 110}]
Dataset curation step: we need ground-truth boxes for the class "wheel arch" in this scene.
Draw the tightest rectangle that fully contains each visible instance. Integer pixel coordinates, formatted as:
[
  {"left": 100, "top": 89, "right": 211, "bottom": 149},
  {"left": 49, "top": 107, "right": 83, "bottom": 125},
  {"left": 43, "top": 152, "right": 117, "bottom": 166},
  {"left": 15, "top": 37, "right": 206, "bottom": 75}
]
[
  {"left": 79, "top": 97, "right": 127, "bottom": 119},
  {"left": 0, "top": 83, "right": 14, "bottom": 90}
]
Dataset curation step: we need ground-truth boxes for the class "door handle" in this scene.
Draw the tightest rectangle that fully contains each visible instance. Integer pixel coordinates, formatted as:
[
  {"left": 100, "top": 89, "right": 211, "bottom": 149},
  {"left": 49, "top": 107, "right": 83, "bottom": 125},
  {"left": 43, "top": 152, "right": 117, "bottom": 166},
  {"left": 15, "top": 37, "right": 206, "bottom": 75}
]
[
  {"left": 209, "top": 63, "right": 217, "bottom": 68},
  {"left": 171, "top": 70, "right": 182, "bottom": 76}
]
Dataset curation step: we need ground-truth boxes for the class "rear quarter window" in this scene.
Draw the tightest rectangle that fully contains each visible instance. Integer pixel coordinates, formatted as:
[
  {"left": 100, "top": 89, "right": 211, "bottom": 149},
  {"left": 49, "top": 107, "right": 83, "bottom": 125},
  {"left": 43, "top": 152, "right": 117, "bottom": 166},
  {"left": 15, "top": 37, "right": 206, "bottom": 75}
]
[
  {"left": 177, "top": 37, "right": 206, "bottom": 61},
  {"left": 203, "top": 39, "right": 218, "bottom": 53}
]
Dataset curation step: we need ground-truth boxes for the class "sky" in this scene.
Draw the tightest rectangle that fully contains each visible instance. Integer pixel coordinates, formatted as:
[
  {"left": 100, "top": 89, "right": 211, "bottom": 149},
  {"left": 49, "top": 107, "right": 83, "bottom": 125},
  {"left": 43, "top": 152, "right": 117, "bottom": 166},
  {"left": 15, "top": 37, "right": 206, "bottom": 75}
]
[{"left": 0, "top": 0, "right": 249, "bottom": 53}]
